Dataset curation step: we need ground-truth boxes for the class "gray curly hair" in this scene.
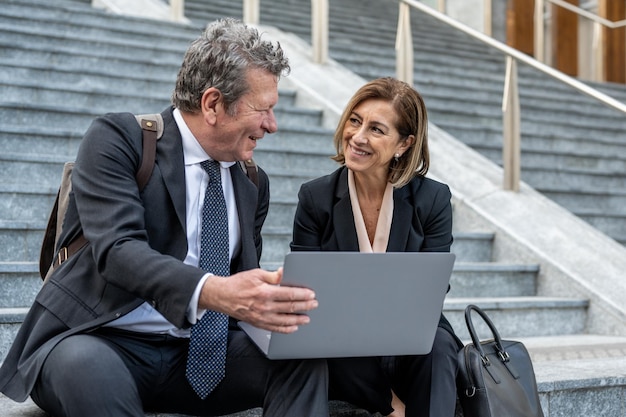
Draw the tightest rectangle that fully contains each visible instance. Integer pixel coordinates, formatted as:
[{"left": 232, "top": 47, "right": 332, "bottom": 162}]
[{"left": 172, "top": 18, "right": 290, "bottom": 115}]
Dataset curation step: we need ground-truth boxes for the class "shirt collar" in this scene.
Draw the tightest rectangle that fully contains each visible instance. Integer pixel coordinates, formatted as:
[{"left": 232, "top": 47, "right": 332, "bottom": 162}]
[{"left": 173, "top": 108, "right": 236, "bottom": 169}]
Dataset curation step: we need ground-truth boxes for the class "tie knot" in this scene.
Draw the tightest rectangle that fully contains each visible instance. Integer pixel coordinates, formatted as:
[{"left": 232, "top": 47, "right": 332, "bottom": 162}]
[{"left": 201, "top": 160, "right": 221, "bottom": 182}]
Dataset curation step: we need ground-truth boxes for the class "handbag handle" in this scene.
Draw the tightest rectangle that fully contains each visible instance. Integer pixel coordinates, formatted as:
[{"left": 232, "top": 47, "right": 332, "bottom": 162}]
[{"left": 464, "top": 304, "right": 509, "bottom": 363}]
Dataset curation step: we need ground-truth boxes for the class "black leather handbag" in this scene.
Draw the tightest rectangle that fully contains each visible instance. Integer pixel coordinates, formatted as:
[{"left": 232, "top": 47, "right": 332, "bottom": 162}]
[{"left": 457, "top": 304, "right": 544, "bottom": 417}]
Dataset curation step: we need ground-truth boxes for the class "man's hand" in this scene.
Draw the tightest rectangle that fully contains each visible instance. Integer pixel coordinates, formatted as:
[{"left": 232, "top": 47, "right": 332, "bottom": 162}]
[{"left": 198, "top": 267, "right": 318, "bottom": 333}]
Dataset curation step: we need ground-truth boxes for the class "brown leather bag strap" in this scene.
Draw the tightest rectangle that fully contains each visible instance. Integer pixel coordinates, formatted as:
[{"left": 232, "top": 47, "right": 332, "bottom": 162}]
[
  {"left": 136, "top": 117, "right": 159, "bottom": 189},
  {"left": 239, "top": 159, "right": 259, "bottom": 187},
  {"left": 47, "top": 116, "right": 161, "bottom": 277},
  {"left": 51, "top": 234, "right": 88, "bottom": 273}
]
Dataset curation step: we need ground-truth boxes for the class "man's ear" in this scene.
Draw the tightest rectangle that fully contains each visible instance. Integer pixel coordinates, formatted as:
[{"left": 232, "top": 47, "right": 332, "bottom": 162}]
[{"left": 201, "top": 88, "right": 221, "bottom": 125}]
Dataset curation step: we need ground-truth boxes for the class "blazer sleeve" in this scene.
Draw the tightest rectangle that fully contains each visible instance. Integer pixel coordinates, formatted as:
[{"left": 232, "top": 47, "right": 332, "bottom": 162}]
[
  {"left": 417, "top": 179, "right": 453, "bottom": 253},
  {"left": 291, "top": 181, "right": 325, "bottom": 251},
  {"left": 71, "top": 112, "right": 203, "bottom": 328}
]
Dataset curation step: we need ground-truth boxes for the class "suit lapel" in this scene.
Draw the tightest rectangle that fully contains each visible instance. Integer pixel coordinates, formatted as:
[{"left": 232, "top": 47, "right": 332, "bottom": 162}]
[
  {"left": 157, "top": 108, "right": 187, "bottom": 231},
  {"left": 333, "top": 168, "right": 359, "bottom": 251},
  {"left": 230, "top": 163, "right": 258, "bottom": 269},
  {"left": 387, "top": 186, "right": 412, "bottom": 252}
]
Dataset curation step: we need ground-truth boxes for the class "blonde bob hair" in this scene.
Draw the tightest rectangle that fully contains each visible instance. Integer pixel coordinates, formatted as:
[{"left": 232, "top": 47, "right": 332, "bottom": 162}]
[{"left": 332, "top": 77, "right": 429, "bottom": 188}]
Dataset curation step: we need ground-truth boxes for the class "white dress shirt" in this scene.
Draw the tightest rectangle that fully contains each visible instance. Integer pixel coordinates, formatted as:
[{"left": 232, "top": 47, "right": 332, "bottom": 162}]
[{"left": 105, "top": 108, "right": 241, "bottom": 336}]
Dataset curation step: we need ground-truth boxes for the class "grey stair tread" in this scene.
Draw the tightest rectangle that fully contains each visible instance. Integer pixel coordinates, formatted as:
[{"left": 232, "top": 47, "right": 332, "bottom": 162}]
[
  {"left": 0, "top": 394, "right": 377, "bottom": 417},
  {"left": 528, "top": 335, "right": 626, "bottom": 390},
  {"left": 521, "top": 334, "right": 626, "bottom": 362},
  {"left": 444, "top": 296, "right": 589, "bottom": 309}
]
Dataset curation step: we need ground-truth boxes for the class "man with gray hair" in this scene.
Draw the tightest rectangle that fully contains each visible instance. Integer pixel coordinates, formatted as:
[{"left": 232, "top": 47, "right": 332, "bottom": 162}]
[{"left": 0, "top": 18, "right": 329, "bottom": 416}]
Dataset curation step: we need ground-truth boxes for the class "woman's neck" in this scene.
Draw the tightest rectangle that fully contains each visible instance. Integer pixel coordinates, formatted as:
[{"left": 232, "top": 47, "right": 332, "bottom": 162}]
[
  {"left": 352, "top": 171, "right": 388, "bottom": 244},
  {"left": 353, "top": 170, "right": 387, "bottom": 204}
]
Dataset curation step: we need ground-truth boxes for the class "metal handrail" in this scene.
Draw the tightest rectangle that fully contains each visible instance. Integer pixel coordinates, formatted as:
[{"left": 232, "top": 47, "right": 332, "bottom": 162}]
[
  {"left": 535, "top": 0, "right": 626, "bottom": 78},
  {"left": 398, "top": 0, "right": 626, "bottom": 191},
  {"left": 546, "top": 0, "right": 626, "bottom": 29},
  {"left": 400, "top": 0, "right": 626, "bottom": 113}
]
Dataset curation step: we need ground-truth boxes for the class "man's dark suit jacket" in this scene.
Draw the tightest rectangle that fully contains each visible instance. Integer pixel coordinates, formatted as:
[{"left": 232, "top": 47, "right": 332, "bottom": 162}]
[
  {"left": 290, "top": 166, "right": 457, "bottom": 336},
  {"left": 0, "top": 107, "right": 270, "bottom": 401}
]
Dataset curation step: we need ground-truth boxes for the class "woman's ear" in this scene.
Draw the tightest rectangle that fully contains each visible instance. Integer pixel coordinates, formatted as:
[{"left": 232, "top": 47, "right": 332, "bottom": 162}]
[
  {"left": 201, "top": 88, "right": 221, "bottom": 125},
  {"left": 397, "top": 134, "right": 415, "bottom": 157}
]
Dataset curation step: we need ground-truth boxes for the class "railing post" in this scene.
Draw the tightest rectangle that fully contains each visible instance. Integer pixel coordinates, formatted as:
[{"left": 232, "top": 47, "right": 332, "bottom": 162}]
[
  {"left": 243, "top": 0, "right": 260, "bottom": 25},
  {"left": 395, "top": 2, "right": 414, "bottom": 86},
  {"left": 534, "top": 0, "right": 545, "bottom": 62},
  {"left": 484, "top": 0, "right": 492, "bottom": 36},
  {"left": 170, "top": 0, "right": 185, "bottom": 21},
  {"left": 591, "top": 21, "right": 603, "bottom": 82},
  {"left": 438, "top": 0, "right": 445, "bottom": 13},
  {"left": 502, "top": 56, "right": 521, "bottom": 192},
  {"left": 311, "top": 0, "right": 329, "bottom": 64}
]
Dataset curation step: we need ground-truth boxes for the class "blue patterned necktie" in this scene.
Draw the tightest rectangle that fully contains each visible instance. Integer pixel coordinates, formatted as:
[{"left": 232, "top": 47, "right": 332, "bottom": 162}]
[{"left": 186, "top": 159, "right": 229, "bottom": 399}]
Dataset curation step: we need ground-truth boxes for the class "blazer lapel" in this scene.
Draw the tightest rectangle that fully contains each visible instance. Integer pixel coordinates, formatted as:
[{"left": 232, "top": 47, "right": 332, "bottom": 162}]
[
  {"left": 387, "top": 186, "right": 412, "bottom": 252},
  {"left": 333, "top": 168, "right": 359, "bottom": 251},
  {"left": 157, "top": 108, "right": 187, "bottom": 231},
  {"left": 230, "top": 163, "right": 258, "bottom": 270}
]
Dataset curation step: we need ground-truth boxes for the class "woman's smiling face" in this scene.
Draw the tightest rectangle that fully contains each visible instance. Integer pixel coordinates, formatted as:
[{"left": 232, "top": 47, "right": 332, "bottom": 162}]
[{"left": 342, "top": 98, "right": 410, "bottom": 178}]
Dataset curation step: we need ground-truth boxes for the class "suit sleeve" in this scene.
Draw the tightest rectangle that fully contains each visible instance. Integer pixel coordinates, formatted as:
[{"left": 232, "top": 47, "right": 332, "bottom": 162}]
[
  {"left": 290, "top": 183, "right": 324, "bottom": 251},
  {"left": 419, "top": 182, "right": 453, "bottom": 253},
  {"left": 72, "top": 113, "right": 203, "bottom": 328}
]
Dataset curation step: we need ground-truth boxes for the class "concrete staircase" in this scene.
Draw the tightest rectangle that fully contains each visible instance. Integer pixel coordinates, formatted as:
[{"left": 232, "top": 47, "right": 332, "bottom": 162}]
[{"left": 1, "top": 0, "right": 626, "bottom": 416}]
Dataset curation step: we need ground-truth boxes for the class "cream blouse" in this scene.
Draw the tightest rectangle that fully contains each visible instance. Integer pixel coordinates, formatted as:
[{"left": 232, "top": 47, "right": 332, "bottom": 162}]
[{"left": 348, "top": 169, "right": 394, "bottom": 253}]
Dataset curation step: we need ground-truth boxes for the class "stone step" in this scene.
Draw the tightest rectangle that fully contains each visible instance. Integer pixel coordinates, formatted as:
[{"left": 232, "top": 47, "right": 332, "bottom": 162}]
[
  {"left": 0, "top": 103, "right": 323, "bottom": 137},
  {"left": 259, "top": 225, "right": 497, "bottom": 265},
  {"left": 428, "top": 106, "right": 626, "bottom": 138},
  {"left": 0, "top": 80, "right": 171, "bottom": 113},
  {"left": 0, "top": 38, "right": 182, "bottom": 84},
  {"left": 577, "top": 211, "right": 626, "bottom": 237},
  {"left": 0, "top": 218, "right": 498, "bottom": 274},
  {"left": 439, "top": 120, "right": 626, "bottom": 150},
  {"left": 0, "top": 308, "right": 27, "bottom": 365},
  {"left": 0, "top": 124, "right": 84, "bottom": 159},
  {"left": 524, "top": 168, "right": 626, "bottom": 192},
  {"left": 418, "top": 75, "right": 626, "bottom": 116},
  {"left": 0, "top": 91, "right": 300, "bottom": 157},
  {"left": 0, "top": 21, "right": 189, "bottom": 65},
  {"left": 444, "top": 297, "right": 589, "bottom": 340},
  {"left": 447, "top": 262, "right": 539, "bottom": 298},
  {"left": 476, "top": 146, "right": 626, "bottom": 175},
  {"left": 0, "top": 221, "right": 43, "bottom": 263},
  {"left": 0, "top": 185, "right": 56, "bottom": 223},
  {"left": 0, "top": 74, "right": 301, "bottom": 115},
  {"left": 0, "top": 395, "right": 380, "bottom": 417},
  {"left": 0, "top": 235, "right": 516, "bottom": 310},
  {"left": 0, "top": 296, "right": 591, "bottom": 366},
  {"left": 524, "top": 334, "right": 626, "bottom": 417},
  {"left": 538, "top": 188, "right": 626, "bottom": 214},
  {"left": 0, "top": 61, "right": 175, "bottom": 99},
  {"left": 0, "top": 263, "right": 41, "bottom": 309},
  {"left": 0, "top": 0, "right": 201, "bottom": 46}
]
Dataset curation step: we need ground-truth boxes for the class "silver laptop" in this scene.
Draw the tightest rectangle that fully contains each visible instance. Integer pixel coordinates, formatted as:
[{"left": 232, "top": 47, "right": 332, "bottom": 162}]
[{"left": 238, "top": 251, "right": 455, "bottom": 359}]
